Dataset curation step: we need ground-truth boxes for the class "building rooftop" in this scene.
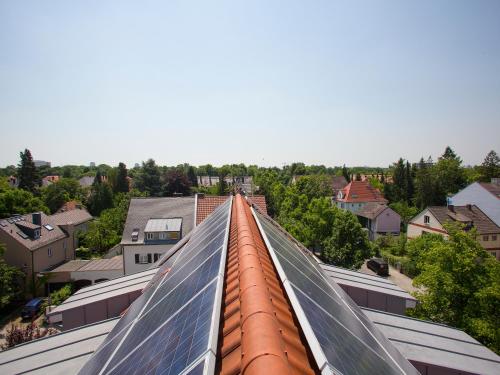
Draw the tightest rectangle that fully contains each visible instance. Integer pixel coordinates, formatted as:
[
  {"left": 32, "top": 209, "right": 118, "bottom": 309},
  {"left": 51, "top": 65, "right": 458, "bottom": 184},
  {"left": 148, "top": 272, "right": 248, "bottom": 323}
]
[
  {"left": 363, "top": 308, "right": 500, "bottom": 375},
  {"left": 479, "top": 182, "right": 500, "bottom": 199},
  {"left": 195, "top": 195, "right": 230, "bottom": 225},
  {"left": 356, "top": 202, "right": 391, "bottom": 220},
  {"left": 121, "top": 197, "right": 195, "bottom": 245},
  {"left": 0, "top": 318, "right": 118, "bottom": 375},
  {"left": 50, "top": 208, "right": 93, "bottom": 226},
  {"left": 335, "top": 180, "right": 388, "bottom": 203},
  {"left": 0, "top": 213, "right": 66, "bottom": 250},
  {"left": 427, "top": 205, "right": 500, "bottom": 234}
]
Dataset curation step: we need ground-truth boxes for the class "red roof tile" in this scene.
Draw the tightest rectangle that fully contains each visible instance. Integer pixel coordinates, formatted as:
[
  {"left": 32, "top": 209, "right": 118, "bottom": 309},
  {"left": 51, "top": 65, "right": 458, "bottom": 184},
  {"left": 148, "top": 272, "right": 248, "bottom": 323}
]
[
  {"left": 216, "top": 195, "right": 318, "bottom": 375},
  {"left": 196, "top": 195, "right": 230, "bottom": 225},
  {"left": 336, "top": 181, "right": 387, "bottom": 203},
  {"left": 246, "top": 195, "right": 268, "bottom": 215}
]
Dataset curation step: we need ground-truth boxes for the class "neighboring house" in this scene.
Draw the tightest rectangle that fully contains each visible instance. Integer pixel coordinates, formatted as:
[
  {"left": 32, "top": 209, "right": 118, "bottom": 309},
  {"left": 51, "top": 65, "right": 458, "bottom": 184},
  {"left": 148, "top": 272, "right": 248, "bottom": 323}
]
[
  {"left": 197, "top": 175, "right": 218, "bottom": 186},
  {"left": 449, "top": 179, "right": 500, "bottom": 227},
  {"left": 7, "top": 175, "right": 18, "bottom": 188},
  {"left": 331, "top": 176, "right": 348, "bottom": 196},
  {"left": 0, "top": 210, "right": 91, "bottom": 290},
  {"left": 78, "top": 176, "right": 95, "bottom": 188},
  {"left": 34, "top": 160, "right": 51, "bottom": 168},
  {"left": 50, "top": 208, "right": 93, "bottom": 250},
  {"left": 356, "top": 203, "right": 401, "bottom": 240},
  {"left": 42, "top": 175, "right": 60, "bottom": 187},
  {"left": 333, "top": 180, "right": 388, "bottom": 213},
  {"left": 120, "top": 197, "right": 195, "bottom": 274},
  {"left": 408, "top": 205, "right": 500, "bottom": 259}
]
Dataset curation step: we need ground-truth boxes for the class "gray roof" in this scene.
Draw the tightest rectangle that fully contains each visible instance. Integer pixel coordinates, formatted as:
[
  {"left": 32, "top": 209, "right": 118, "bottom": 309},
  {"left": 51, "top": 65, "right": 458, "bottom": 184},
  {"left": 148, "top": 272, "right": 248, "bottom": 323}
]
[
  {"left": 0, "top": 318, "right": 118, "bottom": 375},
  {"left": 320, "top": 263, "right": 416, "bottom": 301},
  {"left": 0, "top": 213, "right": 66, "bottom": 251},
  {"left": 121, "top": 197, "right": 195, "bottom": 245},
  {"left": 48, "top": 268, "right": 156, "bottom": 315},
  {"left": 427, "top": 205, "right": 500, "bottom": 234},
  {"left": 144, "top": 218, "right": 182, "bottom": 232},
  {"left": 78, "top": 176, "right": 95, "bottom": 187},
  {"left": 50, "top": 208, "right": 93, "bottom": 226},
  {"left": 362, "top": 308, "right": 500, "bottom": 375},
  {"left": 356, "top": 202, "right": 395, "bottom": 220}
]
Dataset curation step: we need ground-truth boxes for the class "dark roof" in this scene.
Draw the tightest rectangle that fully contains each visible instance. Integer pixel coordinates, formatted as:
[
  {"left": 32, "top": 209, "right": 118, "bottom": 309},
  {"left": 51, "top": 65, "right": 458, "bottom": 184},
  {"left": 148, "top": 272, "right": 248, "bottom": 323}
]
[
  {"left": 336, "top": 181, "right": 388, "bottom": 203},
  {"left": 356, "top": 202, "right": 393, "bottom": 220},
  {"left": 121, "top": 197, "right": 195, "bottom": 245},
  {"left": 479, "top": 182, "right": 500, "bottom": 199},
  {"left": 50, "top": 208, "right": 93, "bottom": 226},
  {"left": 427, "top": 205, "right": 500, "bottom": 234},
  {"left": 0, "top": 213, "right": 66, "bottom": 250},
  {"left": 331, "top": 175, "right": 348, "bottom": 191}
]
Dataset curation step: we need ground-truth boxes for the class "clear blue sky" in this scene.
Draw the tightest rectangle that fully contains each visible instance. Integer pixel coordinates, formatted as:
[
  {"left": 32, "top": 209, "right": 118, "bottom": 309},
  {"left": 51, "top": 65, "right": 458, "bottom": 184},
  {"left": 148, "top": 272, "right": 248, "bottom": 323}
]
[{"left": 1, "top": 0, "right": 499, "bottom": 168}]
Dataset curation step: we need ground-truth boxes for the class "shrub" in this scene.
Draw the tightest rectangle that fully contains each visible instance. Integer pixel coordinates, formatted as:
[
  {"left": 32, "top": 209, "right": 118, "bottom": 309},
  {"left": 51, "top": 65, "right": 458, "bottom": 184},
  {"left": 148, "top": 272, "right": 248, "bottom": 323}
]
[{"left": 1, "top": 322, "right": 55, "bottom": 349}]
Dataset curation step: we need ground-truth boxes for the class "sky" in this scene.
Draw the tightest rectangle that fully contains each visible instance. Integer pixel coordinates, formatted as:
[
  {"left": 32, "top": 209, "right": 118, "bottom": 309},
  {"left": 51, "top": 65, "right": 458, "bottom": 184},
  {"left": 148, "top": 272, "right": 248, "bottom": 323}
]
[{"left": 1, "top": 0, "right": 499, "bottom": 168}]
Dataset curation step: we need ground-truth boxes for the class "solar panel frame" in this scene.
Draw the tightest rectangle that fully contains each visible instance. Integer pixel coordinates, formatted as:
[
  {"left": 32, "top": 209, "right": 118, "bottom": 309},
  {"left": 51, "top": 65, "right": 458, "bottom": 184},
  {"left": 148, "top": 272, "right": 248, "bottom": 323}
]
[{"left": 251, "top": 208, "right": 419, "bottom": 375}]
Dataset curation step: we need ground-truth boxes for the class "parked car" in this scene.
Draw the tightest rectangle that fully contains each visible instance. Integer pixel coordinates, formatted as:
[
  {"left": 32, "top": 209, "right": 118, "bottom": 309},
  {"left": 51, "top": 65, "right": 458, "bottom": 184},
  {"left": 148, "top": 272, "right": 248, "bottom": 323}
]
[
  {"left": 367, "top": 258, "right": 389, "bottom": 276},
  {"left": 21, "top": 298, "right": 44, "bottom": 320}
]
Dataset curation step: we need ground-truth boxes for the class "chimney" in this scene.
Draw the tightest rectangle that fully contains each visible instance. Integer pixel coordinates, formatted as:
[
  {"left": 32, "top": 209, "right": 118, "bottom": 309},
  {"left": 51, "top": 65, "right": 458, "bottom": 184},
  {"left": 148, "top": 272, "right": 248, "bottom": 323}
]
[
  {"left": 467, "top": 204, "right": 472, "bottom": 211},
  {"left": 448, "top": 205, "right": 454, "bottom": 212},
  {"left": 32, "top": 212, "right": 42, "bottom": 226}
]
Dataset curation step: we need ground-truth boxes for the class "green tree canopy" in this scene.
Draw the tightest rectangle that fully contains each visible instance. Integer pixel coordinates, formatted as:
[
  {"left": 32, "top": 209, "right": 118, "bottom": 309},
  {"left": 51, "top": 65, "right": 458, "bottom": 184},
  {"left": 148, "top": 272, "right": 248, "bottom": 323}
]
[
  {"left": 135, "top": 159, "right": 161, "bottom": 196},
  {"left": 42, "top": 178, "right": 83, "bottom": 213},
  {"left": 114, "top": 162, "right": 130, "bottom": 193},
  {"left": 480, "top": 150, "right": 500, "bottom": 181},
  {"left": 0, "top": 189, "right": 49, "bottom": 218},
  {"left": 162, "top": 169, "right": 191, "bottom": 196},
  {"left": 17, "top": 149, "right": 40, "bottom": 193}
]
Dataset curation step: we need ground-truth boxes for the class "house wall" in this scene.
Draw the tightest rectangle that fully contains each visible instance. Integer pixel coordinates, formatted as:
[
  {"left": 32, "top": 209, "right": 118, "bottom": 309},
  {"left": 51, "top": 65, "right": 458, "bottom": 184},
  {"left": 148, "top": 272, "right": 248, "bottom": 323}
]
[
  {"left": 450, "top": 182, "right": 500, "bottom": 227},
  {"left": 0, "top": 230, "right": 32, "bottom": 273},
  {"left": 409, "top": 360, "right": 476, "bottom": 375},
  {"left": 374, "top": 208, "right": 401, "bottom": 235},
  {"left": 122, "top": 245, "right": 168, "bottom": 275},
  {"left": 32, "top": 238, "right": 68, "bottom": 273},
  {"left": 478, "top": 233, "right": 500, "bottom": 260},
  {"left": 338, "top": 284, "right": 407, "bottom": 315},
  {"left": 70, "top": 269, "right": 124, "bottom": 284},
  {"left": 335, "top": 201, "right": 367, "bottom": 213},
  {"left": 407, "top": 211, "right": 447, "bottom": 239}
]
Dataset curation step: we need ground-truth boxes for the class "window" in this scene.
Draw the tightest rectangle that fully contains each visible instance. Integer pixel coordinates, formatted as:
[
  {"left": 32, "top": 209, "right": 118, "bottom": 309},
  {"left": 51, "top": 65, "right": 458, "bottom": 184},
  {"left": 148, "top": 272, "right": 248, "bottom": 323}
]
[
  {"left": 63, "top": 240, "right": 67, "bottom": 250},
  {"left": 341, "top": 203, "right": 345, "bottom": 209},
  {"left": 424, "top": 215, "right": 430, "bottom": 224},
  {"left": 483, "top": 235, "right": 489, "bottom": 241},
  {"left": 159, "top": 232, "right": 166, "bottom": 240},
  {"left": 492, "top": 235, "right": 498, "bottom": 241},
  {"left": 135, "top": 254, "right": 150, "bottom": 264},
  {"left": 154, "top": 253, "right": 161, "bottom": 262},
  {"left": 168, "top": 232, "right": 179, "bottom": 240},
  {"left": 44, "top": 224, "right": 54, "bottom": 231},
  {"left": 48, "top": 248, "right": 52, "bottom": 257},
  {"left": 34, "top": 229, "right": 40, "bottom": 239},
  {"left": 146, "top": 232, "right": 154, "bottom": 240}
]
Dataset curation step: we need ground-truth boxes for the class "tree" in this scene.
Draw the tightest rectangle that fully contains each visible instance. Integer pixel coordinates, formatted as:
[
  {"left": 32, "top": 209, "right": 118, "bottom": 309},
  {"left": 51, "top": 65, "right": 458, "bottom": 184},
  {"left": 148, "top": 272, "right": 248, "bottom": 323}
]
[
  {"left": 42, "top": 178, "right": 82, "bottom": 213},
  {"left": 321, "top": 209, "right": 373, "bottom": 269},
  {"left": 87, "top": 182, "right": 113, "bottom": 216},
  {"left": 480, "top": 150, "right": 500, "bottom": 181},
  {"left": 115, "top": 163, "right": 130, "bottom": 193},
  {"left": 435, "top": 146, "right": 467, "bottom": 198},
  {"left": 162, "top": 169, "right": 191, "bottom": 196},
  {"left": 217, "top": 172, "right": 228, "bottom": 196},
  {"left": 409, "top": 223, "right": 500, "bottom": 354},
  {"left": 187, "top": 166, "right": 198, "bottom": 188},
  {"left": 0, "top": 189, "right": 49, "bottom": 218},
  {"left": 17, "top": 149, "right": 40, "bottom": 193},
  {"left": 342, "top": 165, "right": 350, "bottom": 183},
  {"left": 389, "top": 201, "right": 418, "bottom": 229},
  {"left": 0, "top": 243, "right": 25, "bottom": 309},
  {"left": 414, "top": 158, "right": 441, "bottom": 209},
  {"left": 135, "top": 159, "right": 161, "bottom": 196},
  {"left": 2, "top": 323, "right": 55, "bottom": 349}
]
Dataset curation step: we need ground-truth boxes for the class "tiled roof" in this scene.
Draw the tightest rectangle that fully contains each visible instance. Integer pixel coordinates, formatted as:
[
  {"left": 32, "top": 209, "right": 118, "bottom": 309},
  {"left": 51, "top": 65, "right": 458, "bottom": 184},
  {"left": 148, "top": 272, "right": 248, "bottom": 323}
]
[
  {"left": 56, "top": 200, "right": 82, "bottom": 213},
  {"left": 76, "top": 256, "right": 123, "bottom": 271},
  {"left": 216, "top": 195, "right": 317, "bottom": 375},
  {"left": 480, "top": 182, "right": 500, "bottom": 199},
  {"left": 427, "top": 205, "right": 500, "bottom": 235},
  {"left": 246, "top": 195, "right": 268, "bottom": 215},
  {"left": 196, "top": 195, "right": 231, "bottom": 225},
  {"left": 356, "top": 202, "right": 392, "bottom": 220},
  {"left": 51, "top": 208, "right": 93, "bottom": 226},
  {"left": 121, "top": 197, "right": 195, "bottom": 244},
  {"left": 336, "top": 181, "right": 387, "bottom": 203},
  {"left": 0, "top": 213, "right": 66, "bottom": 250}
]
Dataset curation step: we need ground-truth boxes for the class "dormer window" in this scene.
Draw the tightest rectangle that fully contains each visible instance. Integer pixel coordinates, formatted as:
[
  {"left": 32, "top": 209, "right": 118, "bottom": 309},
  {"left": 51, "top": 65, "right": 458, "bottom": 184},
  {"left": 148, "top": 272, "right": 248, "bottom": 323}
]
[
  {"left": 424, "top": 215, "right": 430, "bottom": 224},
  {"left": 34, "top": 229, "right": 40, "bottom": 239},
  {"left": 146, "top": 232, "right": 154, "bottom": 240}
]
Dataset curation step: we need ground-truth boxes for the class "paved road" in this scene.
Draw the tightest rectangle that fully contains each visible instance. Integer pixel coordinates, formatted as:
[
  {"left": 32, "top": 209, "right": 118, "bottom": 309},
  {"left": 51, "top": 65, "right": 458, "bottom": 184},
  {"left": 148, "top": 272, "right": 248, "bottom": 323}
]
[{"left": 359, "top": 261, "right": 420, "bottom": 294}]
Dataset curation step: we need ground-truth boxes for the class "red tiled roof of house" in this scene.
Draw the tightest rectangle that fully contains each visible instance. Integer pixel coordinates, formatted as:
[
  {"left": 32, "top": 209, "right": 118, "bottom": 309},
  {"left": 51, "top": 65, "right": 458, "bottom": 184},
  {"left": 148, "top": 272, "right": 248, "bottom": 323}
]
[
  {"left": 216, "top": 195, "right": 317, "bottom": 375},
  {"left": 195, "top": 194, "right": 268, "bottom": 225},
  {"left": 336, "top": 181, "right": 387, "bottom": 203}
]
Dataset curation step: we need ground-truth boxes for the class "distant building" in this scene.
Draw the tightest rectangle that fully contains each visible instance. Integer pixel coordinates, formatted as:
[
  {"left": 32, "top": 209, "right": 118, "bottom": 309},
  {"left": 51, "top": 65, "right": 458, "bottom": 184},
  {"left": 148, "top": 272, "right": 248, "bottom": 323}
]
[
  {"left": 89, "top": 162, "right": 96, "bottom": 168},
  {"left": 7, "top": 175, "right": 18, "bottom": 188},
  {"left": 449, "top": 179, "right": 500, "bottom": 227},
  {"left": 356, "top": 203, "right": 401, "bottom": 240},
  {"left": 333, "top": 180, "right": 388, "bottom": 213},
  {"left": 120, "top": 197, "right": 195, "bottom": 274},
  {"left": 78, "top": 175, "right": 108, "bottom": 188},
  {"left": 331, "top": 176, "right": 348, "bottom": 196},
  {"left": 42, "top": 175, "right": 60, "bottom": 187},
  {"left": 34, "top": 160, "right": 51, "bottom": 168},
  {"left": 408, "top": 205, "right": 500, "bottom": 259},
  {"left": 0, "top": 208, "right": 92, "bottom": 290}
]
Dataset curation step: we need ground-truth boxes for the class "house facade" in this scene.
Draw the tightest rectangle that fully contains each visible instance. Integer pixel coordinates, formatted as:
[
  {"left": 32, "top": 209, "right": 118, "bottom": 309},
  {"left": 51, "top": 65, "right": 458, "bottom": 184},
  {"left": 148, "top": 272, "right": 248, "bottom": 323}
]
[
  {"left": 0, "top": 209, "right": 92, "bottom": 290},
  {"left": 356, "top": 203, "right": 401, "bottom": 240},
  {"left": 333, "top": 180, "right": 388, "bottom": 213},
  {"left": 120, "top": 197, "right": 195, "bottom": 274},
  {"left": 408, "top": 205, "right": 500, "bottom": 260},
  {"left": 449, "top": 180, "right": 500, "bottom": 226}
]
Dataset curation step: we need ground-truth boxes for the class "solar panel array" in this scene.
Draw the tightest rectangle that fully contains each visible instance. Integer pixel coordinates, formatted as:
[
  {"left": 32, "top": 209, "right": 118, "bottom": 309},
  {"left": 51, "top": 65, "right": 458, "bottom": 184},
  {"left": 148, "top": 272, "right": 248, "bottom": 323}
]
[
  {"left": 253, "top": 210, "right": 419, "bottom": 375},
  {"left": 79, "top": 198, "right": 232, "bottom": 375}
]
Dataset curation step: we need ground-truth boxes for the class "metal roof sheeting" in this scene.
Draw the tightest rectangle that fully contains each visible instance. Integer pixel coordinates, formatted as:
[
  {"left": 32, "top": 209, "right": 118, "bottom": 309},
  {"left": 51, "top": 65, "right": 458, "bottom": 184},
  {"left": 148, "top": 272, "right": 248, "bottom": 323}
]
[{"left": 144, "top": 218, "right": 182, "bottom": 232}]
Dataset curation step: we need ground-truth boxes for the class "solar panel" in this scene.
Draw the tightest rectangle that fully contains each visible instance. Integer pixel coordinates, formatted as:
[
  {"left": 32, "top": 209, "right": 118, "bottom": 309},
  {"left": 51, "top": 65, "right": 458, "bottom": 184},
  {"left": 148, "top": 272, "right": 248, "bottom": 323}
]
[
  {"left": 253, "top": 210, "right": 419, "bottom": 375},
  {"left": 79, "top": 197, "right": 232, "bottom": 375}
]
